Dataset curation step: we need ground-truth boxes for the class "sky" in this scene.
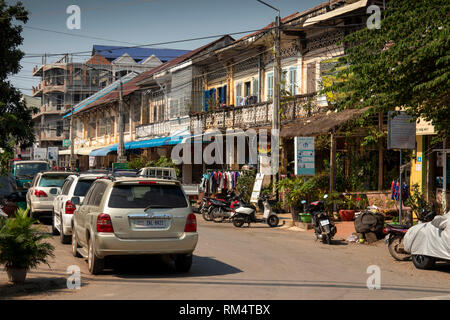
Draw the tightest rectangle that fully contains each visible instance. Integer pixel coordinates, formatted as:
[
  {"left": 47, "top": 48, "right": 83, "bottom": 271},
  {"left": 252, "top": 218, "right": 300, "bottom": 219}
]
[{"left": 7, "top": 0, "right": 325, "bottom": 95}]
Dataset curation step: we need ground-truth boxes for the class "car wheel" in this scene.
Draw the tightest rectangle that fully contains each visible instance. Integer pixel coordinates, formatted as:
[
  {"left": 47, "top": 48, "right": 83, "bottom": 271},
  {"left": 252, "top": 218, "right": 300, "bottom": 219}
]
[
  {"left": 174, "top": 254, "right": 192, "bottom": 273},
  {"left": 51, "top": 211, "right": 60, "bottom": 236},
  {"left": 71, "top": 227, "right": 81, "bottom": 258},
  {"left": 412, "top": 255, "right": 436, "bottom": 270},
  {"left": 60, "top": 216, "right": 71, "bottom": 244},
  {"left": 88, "top": 237, "right": 104, "bottom": 275}
]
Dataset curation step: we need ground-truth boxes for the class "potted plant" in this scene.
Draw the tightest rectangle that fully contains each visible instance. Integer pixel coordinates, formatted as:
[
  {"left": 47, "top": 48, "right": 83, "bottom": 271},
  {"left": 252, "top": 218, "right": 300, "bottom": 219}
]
[
  {"left": 0, "top": 208, "right": 54, "bottom": 284},
  {"left": 339, "top": 194, "right": 356, "bottom": 221}
]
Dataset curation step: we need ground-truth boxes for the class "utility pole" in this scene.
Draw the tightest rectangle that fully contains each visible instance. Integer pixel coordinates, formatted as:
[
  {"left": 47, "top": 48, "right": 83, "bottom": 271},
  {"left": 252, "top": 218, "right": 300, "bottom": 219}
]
[
  {"left": 257, "top": 0, "right": 281, "bottom": 196},
  {"left": 117, "top": 80, "right": 126, "bottom": 163},
  {"left": 69, "top": 105, "right": 74, "bottom": 169}
]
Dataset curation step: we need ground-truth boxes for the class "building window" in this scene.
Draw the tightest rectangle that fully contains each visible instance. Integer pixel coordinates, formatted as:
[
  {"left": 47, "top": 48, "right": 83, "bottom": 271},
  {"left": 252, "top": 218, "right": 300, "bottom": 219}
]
[
  {"left": 289, "top": 68, "right": 297, "bottom": 95},
  {"left": 266, "top": 72, "right": 274, "bottom": 101},
  {"left": 235, "top": 83, "right": 242, "bottom": 106}
]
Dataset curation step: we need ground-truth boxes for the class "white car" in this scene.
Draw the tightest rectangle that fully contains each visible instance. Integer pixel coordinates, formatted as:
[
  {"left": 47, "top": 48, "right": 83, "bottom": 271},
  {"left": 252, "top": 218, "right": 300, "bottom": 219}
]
[
  {"left": 52, "top": 173, "right": 106, "bottom": 243},
  {"left": 404, "top": 212, "right": 450, "bottom": 269},
  {"left": 26, "top": 171, "right": 74, "bottom": 220}
]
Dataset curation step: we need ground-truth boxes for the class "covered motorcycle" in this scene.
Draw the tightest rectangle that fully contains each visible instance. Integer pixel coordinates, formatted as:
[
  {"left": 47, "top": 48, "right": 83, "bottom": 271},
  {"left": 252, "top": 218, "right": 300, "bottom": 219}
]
[{"left": 403, "top": 212, "right": 450, "bottom": 269}]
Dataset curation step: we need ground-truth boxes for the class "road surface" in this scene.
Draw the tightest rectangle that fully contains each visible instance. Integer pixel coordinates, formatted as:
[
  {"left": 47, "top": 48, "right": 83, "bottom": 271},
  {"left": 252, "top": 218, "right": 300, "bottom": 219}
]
[{"left": 1, "top": 217, "right": 449, "bottom": 300}]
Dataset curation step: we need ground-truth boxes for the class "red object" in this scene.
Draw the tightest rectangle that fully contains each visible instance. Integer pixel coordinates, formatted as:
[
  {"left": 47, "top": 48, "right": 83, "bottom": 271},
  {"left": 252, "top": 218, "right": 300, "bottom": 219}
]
[
  {"left": 65, "top": 200, "right": 76, "bottom": 214},
  {"left": 97, "top": 214, "right": 114, "bottom": 233},
  {"left": 34, "top": 190, "right": 47, "bottom": 197},
  {"left": 139, "top": 181, "right": 157, "bottom": 185},
  {"left": 339, "top": 210, "right": 355, "bottom": 221},
  {"left": 184, "top": 213, "right": 197, "bottom": 232}
]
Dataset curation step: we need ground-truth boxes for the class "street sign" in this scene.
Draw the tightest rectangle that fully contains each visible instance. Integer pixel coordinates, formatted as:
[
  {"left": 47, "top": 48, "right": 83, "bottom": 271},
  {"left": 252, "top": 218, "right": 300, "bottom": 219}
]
[
  {"left": 388, "top": 112, "right": 416, "bottom": 149},
  {"left": 250, "top": 173, "right": 265, "bottom": 203},
  {"left": 63, "top": 139, "right": 71, "bottom": 148},
  {"left": 112, "top": 162, "right": 129, "bottom": 170},
  {"left": 295, "top": 137, "right": 315, "bottom": 176}
]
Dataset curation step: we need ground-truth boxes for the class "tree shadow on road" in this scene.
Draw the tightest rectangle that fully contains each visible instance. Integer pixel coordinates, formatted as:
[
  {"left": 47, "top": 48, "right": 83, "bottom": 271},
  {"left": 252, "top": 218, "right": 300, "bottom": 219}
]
[
  {"left": 0, "top": 277, "right": 69, "bottom": 299},
  {"left": 105, "top": 255, "right": 243, "bottom": 279}
]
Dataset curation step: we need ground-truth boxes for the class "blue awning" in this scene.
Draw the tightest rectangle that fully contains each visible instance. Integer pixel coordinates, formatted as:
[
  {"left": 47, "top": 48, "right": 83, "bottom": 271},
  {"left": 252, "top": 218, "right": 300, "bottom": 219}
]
[
  {"left": 124, "top": 137, "right": 170, "bottom": 149},
  {"left": 89, "top": 144, "right": 118, "bottom": 156}
]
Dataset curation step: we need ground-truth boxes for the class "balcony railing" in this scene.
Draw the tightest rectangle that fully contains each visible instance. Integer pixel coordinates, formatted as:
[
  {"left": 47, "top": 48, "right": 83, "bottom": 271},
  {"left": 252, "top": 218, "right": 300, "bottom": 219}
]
[{"left": 190, "top": 94, "right": 321, "bottom": 131}]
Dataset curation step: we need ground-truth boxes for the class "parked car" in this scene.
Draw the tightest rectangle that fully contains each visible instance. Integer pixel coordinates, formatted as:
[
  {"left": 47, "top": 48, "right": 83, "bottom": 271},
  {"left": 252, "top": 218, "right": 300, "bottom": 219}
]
[
  {"left": 10, "top": 160, "right": 49, "bottom": 191},
  {"left": 52, "top": 173, "right": 106, "bottom": 243},
  {"left": 0, "top": 175, "right": 26, "bottom": 217},
  {"left": 26, "top": 171, "right": 74, "bottom": 219},
  {"left": 403, "top": 212, "right": 449, "bottom": 269},
  {"left": 70, "top": 176, "right": 198, "bottom": 274}
]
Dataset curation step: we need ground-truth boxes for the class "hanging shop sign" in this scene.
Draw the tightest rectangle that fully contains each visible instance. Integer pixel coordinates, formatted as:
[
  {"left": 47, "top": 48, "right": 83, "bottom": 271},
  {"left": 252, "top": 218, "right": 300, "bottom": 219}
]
[
  {"left": 295, "top": 137, "right": 315, "bottom": 176},
  {"left": 416, "top": 117, "right": 436, "bottom": 136},
  {"left": 89, "top": 156, "right": 96, "bottom": 168},
  {"left": 388, "top": 111, "right": 416, "bottom": 150}
]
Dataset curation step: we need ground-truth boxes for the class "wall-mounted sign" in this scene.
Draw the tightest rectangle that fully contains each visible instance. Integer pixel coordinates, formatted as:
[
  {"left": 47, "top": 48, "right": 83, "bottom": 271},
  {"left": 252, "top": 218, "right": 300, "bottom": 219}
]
[
  {"left": 47, "top": 147, "right": 59, "bottom": 162},
  {"left": 416, "top": 117, "right": 436, "bottom": 136},
  {"left": 63, "top": 139, "right": 71, "bottom": 148},
  {"left": 33, "top": 147, "right": 47, "bottom": 160},
  {"left": 388, "top": 111, "right": 416, "bottom": 149},
  {"left": 295, "top": 137, "right": 315, "bottom": 176}
]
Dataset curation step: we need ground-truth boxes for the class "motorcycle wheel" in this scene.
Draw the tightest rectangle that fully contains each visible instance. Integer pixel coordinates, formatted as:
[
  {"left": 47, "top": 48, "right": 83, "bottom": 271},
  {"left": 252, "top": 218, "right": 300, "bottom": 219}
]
[
  {"left": 232, "top": 215, "right": 245, "bottom": 228},
  {"left": 211, "top": 207, "right": 224, "bottom": 223},
  {"left": 202, "top": 208, "right": 212, "bottom": 221},
  {"left": 267, "top": 215, "right": 279, "bottom": 228},
  {"left": 322, "top": 234, "right": 331, "bottom": 245},
  {"left": 412, "top": 255, "right": 436, "bottom": 270},
  {"left": 388, "top": 235, "right": 411, "bottom": 261}
]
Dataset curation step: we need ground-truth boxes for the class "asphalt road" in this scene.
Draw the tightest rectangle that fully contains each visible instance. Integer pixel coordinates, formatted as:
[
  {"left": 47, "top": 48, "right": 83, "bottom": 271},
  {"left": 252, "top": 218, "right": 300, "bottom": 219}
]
[{"left": 1, "top": 216, "right": 449, "bottom": 300}]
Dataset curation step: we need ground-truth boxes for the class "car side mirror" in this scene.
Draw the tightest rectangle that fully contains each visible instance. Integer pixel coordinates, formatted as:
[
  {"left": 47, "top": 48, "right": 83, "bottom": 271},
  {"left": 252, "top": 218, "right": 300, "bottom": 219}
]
[{"left": 71, "top": 196, "right": 80, "bottom": 206}]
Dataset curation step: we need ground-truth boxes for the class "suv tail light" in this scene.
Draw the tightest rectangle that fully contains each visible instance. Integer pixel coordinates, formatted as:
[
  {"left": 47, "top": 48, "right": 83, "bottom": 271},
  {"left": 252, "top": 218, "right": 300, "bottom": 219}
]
[
  {"left": 34, "top": 190, "right": 47, "bottom": 197},
  {"left": 184, "top": 213, "right": 197, "bottom": 232},
  {"left": 65, "top": 200, "right": 76, "bottom": 215},
  {"left": 97, "top": 213, "right": 114, "bottom": 233}
]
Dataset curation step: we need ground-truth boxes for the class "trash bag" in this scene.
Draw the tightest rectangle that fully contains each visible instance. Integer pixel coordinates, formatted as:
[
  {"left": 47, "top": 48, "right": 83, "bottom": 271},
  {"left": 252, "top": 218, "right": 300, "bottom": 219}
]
[{"left": 354, "top": 211, "right": 385, "bottom": 234}]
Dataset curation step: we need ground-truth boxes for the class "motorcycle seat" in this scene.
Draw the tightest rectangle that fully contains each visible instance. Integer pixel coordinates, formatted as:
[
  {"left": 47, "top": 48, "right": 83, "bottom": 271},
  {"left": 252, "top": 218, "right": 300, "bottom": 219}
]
[{"left": 387, "top": 223, "right": 410, "bottom": 229}]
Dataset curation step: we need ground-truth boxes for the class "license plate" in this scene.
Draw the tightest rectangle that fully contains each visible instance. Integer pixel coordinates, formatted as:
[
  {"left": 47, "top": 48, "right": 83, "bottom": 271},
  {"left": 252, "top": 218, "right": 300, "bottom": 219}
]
[
  {"left": 131, "top": 218, "right": 169, "bottom": 229},
  {"left": 320, "top": 219, "right": 330, "bottom": 226}
]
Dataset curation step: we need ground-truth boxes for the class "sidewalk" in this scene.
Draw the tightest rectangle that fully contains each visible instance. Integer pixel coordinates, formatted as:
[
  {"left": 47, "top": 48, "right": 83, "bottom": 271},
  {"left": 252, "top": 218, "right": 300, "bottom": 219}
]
[{"left": 275, "top": 212, "right": 356, "bottom": 240}]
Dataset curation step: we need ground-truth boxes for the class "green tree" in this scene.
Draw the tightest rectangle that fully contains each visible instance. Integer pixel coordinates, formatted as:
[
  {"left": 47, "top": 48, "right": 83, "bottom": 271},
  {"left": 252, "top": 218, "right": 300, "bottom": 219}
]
[
  {"left": 325, "top": 0, "right": 449, "bottom": 136},
  {"left": 0, "top": 1, "right": 35, "bottom": 173}
]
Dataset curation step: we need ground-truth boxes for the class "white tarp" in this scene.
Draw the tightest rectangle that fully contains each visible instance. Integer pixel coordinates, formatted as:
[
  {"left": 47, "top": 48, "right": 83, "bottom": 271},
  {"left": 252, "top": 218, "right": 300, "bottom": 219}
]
[{"left": 403, "top": 213, "right": 450, "bottom": 260}]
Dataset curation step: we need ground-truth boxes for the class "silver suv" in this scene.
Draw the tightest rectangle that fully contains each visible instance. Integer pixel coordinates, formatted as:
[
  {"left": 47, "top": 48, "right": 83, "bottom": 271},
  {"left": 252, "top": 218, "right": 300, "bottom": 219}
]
[{"left": 70, "top": 176, "right": 198, "bottom": 274}]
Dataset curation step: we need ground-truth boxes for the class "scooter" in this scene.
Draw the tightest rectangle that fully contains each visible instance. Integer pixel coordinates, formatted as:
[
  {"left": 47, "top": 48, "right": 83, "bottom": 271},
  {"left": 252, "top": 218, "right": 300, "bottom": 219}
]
[
  {"left": 308, "top": 194, "right": 337, "bottom": 244},
  {"left": 232, "top": 194, "right": 279, "bottom": 228},
  {"left": 385, "top": 208, "right": 436, "bottom": 261}
]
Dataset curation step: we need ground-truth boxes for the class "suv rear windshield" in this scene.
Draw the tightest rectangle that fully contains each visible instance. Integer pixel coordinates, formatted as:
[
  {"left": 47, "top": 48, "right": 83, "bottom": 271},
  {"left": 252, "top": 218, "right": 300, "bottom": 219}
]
[
  {"left": 38, "top": 175, "right": 70, "bottom": 188},
  {"left": 108, "top": 184, "right": 188, "bottom": 209},
  {"left": 74, "top": 179, "right": 95, "bottom": 196}
]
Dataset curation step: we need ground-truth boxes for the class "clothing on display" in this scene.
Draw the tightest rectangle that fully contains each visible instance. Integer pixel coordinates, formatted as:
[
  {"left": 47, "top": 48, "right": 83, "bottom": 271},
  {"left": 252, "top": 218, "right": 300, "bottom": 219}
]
[{"left": 200, "top": 170, "right": 242, "bottom": 194}]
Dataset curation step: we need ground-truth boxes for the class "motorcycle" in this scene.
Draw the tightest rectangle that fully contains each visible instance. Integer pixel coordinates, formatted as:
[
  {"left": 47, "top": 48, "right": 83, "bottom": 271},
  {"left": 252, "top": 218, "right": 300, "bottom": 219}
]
[
  {"left": 307, "top": 194, "right": 337, "bottom": 245},
  {"left": 201, "top": 191, "right": 236, "bottom": 222},
  {"left": 209, "top": 194, "right": 240, "bottom": 223},
  {"left": 385, "top": 208, "right": 436, "bottom": 261},
  {"left": 231, "top": 194, "right": 279, "bottom": 228}
]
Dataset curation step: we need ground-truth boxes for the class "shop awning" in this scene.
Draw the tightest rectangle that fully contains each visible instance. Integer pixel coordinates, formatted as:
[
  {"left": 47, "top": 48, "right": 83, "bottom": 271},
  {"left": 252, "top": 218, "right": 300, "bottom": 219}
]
[
  {"left": 58, "top": 146, "right": 103, "bottom": 156},
  {"left": 280, "top": 107, "right": 370, "bottom": 137},
  {"left": 124, "top": 137, "right": 170, "bottom": 149},
  {"left": 89, "top": 144, "right": 118, "bottom": 156}
]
